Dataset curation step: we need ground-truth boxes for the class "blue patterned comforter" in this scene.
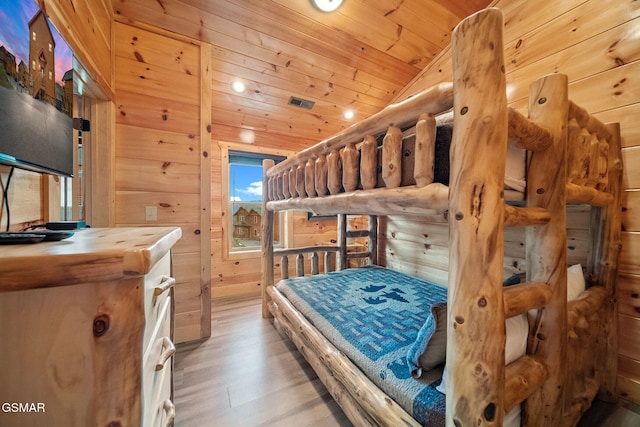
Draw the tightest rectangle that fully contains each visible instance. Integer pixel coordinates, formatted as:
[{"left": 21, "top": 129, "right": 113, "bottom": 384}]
[{"left": 276, "top": 265, "right": 448, "bottom": 426}]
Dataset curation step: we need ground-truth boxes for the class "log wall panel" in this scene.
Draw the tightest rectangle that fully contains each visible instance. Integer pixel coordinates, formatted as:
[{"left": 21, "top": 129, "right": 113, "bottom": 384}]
[
  {"left": 113, "top": 0, "right": 410, "bottom": 115},
  {"left": 211, "top": 66, "right": 383, "bottom": 117},
  {"left": 0, "top": 168, "right": 43, "bottom": 230},
  {"left": 618, "top": 355, "right": 640, "bottom": 403},
  {"left": 621, "top": 233, "right": 640, "bottom": 276},
  {"left": 622, "top": 190, "right": 640, "bottom": 232},
  {"left": 596, "top": 104, "right": 640, "bottom": 149},
  {"left": 618, "top": 274, "right": 640, "bottom": 318},
  {"left": 115, "top": 57, "right": 200, "bottom": 104},
  {"left": 115, "top": 124, "right": 202, "bottom": 164},
  {"left": 115, "top": 158, "right": 200, "bottom": 193},
  {"left": 114, "top": 21, "right": 209, "bottom": 343},
  {"left": 381, "top": 209, "right": 590, "bottom": 287},
  {"left": 116, "top": 91, "right": 200, "bottom": 134},
  {"left": 622, "top": 146, "right": 640, "bottom": 189},
  {"left": 619, "top": 314, "right": 640, "bottom": 361},
  {"left": 115, "top": 192, "right": 201, "bottom": 225}
]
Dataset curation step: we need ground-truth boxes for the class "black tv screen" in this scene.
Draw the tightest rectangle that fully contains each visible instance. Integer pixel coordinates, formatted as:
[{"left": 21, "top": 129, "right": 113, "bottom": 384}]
[{"left": 0, "top": 0, "right": 74, "bottom": 177}]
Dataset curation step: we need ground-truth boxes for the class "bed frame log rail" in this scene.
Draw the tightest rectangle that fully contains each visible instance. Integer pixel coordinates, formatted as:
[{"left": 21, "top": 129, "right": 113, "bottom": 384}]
[{"left": 260, "top": 7, "right": 622, "bottom": 427}]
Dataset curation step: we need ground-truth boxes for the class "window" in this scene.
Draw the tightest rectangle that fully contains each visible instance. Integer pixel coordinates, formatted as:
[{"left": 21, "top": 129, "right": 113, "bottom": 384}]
[
  {"left": 32, "top": 31, "right": 36, "bottom": 41},
  {"left": 48, "top": 70, "right": 52, "bottom": 80},
  {"left": 31, "top": 60, "right": 36, "bottom": 70},
  {"left": 48, "top": 43, "right": 52, "bottom": 53},
  {"left": 228, "top": 149, "right": 286, "bottom": 252}
]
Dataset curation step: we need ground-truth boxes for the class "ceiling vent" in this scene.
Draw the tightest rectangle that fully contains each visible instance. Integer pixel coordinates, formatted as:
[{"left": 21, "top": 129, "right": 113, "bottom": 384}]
[{"left": 288, "top": 96, "right": 315, "bottom": 110}]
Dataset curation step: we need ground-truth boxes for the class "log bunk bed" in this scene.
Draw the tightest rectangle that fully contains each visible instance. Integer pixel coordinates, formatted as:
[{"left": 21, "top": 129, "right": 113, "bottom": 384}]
[{"left": 260, "top": 8, "right": 623, "bottom": 427}]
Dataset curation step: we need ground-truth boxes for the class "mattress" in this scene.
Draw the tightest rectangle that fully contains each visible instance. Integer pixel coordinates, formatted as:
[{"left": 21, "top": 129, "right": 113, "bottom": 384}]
[
  {"left": 276, "top": 265, "right": 449, "bottom": 426},
  {"left": 376, "top": 120, "right": 527, "bottom": 194}
]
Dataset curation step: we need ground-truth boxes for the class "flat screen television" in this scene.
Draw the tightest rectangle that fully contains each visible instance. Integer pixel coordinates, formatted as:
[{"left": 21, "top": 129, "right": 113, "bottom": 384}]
[{"left": 0, "top": 0, "right": 74, "bottom": 177}]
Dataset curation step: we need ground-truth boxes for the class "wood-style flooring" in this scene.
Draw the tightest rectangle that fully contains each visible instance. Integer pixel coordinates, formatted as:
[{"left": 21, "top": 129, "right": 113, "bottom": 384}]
[
  {"left": 174, "top": 296, "right": 640, "bottom": 427},
  {"left": 173, "top": 296, "right": 351, "bottom": 427}
]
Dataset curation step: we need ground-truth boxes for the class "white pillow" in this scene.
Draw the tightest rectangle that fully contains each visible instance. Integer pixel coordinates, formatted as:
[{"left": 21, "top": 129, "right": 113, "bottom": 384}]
[
  {"left": 505, "top": 314, "right": 528, "bottom": 364},
  {"left": 504, "top": 144, "right": 526, "bottom": 192},
  {"left": 436, "top": 313, "right": 528, "bottom": 394},
  {"left": 567, "top": 264, "right": 586, "bottom": 301}
]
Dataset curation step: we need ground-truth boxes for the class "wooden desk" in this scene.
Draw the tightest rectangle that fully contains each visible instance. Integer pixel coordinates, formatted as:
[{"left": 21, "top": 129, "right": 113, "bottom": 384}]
[{"left": 0, "top": 227, "right": 181, "bottom": 427}]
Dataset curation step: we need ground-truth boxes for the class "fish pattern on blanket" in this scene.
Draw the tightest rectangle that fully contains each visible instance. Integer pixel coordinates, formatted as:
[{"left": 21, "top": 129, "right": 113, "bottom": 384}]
[{"left": 276, "top": 265, "right": 448, "bottom": 425}]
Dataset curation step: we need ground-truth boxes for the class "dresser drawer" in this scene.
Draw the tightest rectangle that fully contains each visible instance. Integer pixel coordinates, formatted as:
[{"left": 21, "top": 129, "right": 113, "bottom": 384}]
[
  {"left": 143, "top": 295, "right": 174, "bottom": 426},
  {"left": 143, "top": 252, "right": 173, "bottom": 350}
]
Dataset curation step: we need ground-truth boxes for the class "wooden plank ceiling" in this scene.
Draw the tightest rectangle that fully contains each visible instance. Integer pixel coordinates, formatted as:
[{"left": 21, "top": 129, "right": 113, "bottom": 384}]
[{"left": 113, "top": 0, "right": 492, "bottom": 146}]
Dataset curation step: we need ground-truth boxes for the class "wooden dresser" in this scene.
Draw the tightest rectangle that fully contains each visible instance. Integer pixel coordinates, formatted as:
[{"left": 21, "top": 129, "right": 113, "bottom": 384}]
[{"left": 0, "top": 227, "right": 181, "bottom": 427}]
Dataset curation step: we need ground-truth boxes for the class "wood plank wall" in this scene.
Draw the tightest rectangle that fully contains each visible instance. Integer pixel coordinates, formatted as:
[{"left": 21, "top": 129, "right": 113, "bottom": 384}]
[
  {"left": 0, "top": 168, "right": 43, "bottom": 230},
  {"left": 112, "top": 22, "right": 211, "bottom": 343},
  {"left": 390, "top": 0, "right": 640, "bottom": 405}
]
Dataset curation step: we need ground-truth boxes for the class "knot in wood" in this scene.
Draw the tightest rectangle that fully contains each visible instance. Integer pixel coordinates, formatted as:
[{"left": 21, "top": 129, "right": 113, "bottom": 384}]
[
  {"left": 455, "top": 315, "right": 464, "bottom": 324},
  {"left": 484, "top": 403, "right": 497, "bottom": 421},
  {"left": 454, "top": 212, "right": 464, "bottom": 221},
  {"left": 460, "top": 106, "right": 468, "bottom": 115},
  {"left": 536, "top": 187, "right": 545, "bottom": 195},
  {"left": 93, "top": 314, "right": 110, "bottom": 337},
  {"left": 478, "top": 297, "right": 487, "bottom": 307},
  {"left": 538, "top": 97, "right": 547, "bottom": 104},
  {"left": 536, "top": 333, "right": 547, "bottom": 341}
]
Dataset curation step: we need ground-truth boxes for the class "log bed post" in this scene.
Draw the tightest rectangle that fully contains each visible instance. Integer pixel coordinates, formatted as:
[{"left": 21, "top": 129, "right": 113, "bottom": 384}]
[
  {"left": 447, "top": 8, "right": 508, "bottom": 427},
  {"left": 261, "top": 159, "right": 275, "bottom": 318},
  {"left": 337, "top": 214, "right": 347, "bottom": 270},
  {"left": 368, "top": 215, "right": 378, "bottom": 266},
  {"left": 522, "top": 73, "right": 569, "bottom": 426},
  {"left": 588, "top": 122, "right": 623, "bottom": 402}
]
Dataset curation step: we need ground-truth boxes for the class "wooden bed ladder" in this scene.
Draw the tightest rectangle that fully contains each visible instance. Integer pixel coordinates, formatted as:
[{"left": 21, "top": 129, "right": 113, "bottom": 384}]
[
  {"left": 447, "top": 8, "right": 571, "bottom": 426},
  {"left": 448, "top": 16, "right": 620, "bottom": 422},
  {"left": 336, "top": 214, "right": 378, "bottom": 270}
]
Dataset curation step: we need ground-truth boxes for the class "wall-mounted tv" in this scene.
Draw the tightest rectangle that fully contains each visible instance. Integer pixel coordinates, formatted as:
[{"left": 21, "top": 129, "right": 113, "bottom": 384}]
[{"left": 0, "top": 0, "right": 74, "bottom": 177}]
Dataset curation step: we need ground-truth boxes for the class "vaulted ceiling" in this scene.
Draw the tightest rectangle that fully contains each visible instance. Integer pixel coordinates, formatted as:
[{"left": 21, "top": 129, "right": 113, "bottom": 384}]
[{"left": 113, "top": 0, "right": 493, "bottom": 147}]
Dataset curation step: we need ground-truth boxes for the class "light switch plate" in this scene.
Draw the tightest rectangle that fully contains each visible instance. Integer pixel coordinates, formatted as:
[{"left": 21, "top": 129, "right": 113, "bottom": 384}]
[{"left": 145, "top": 206, "right": 157, "bottom": 221}]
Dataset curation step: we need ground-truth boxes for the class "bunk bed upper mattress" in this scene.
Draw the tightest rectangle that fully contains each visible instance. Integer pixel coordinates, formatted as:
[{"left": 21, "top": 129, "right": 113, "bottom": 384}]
[
  {"left": 276, "top": 265, "right": 448, "bottom": 425},
  {"left": 406, "top": 122, "right": 526, "bottom": 193}
]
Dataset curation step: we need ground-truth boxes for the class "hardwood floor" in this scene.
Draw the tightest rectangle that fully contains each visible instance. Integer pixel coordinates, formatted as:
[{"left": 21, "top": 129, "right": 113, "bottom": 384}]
[
  {"left": 174, "top": 296, "right": 640, "bottom": 427},
  {"left": 173, "top": 296, "right": 352, "bottom": 427}
]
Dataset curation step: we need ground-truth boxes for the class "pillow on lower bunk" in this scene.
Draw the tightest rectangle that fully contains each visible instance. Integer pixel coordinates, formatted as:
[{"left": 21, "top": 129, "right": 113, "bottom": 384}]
[
  {"left": 407, "top": 302, "right": 447, "bottom": 378},
  {"left": 567, "top": 264, "right": 586, "bottom": 301},
  {"left": 434, "top": 313, "right": 528, "bottom": 393},
  {"left": 505, "top": 265, "right": 586, "bottom": 301},
  {"left": 411, "top": 311, "right": 529, "bottom": 381}
]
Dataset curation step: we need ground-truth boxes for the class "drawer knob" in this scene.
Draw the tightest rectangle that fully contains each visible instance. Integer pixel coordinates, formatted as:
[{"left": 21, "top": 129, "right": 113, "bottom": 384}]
[
  {"left": 155, "top": 336, "right": 176, "bottom": 371},
  {"left": 162, "top": 399, "right": 176, "bottom": 426},
  {"left": 153, "top": 276, "right": 176, "bottom": 306}
]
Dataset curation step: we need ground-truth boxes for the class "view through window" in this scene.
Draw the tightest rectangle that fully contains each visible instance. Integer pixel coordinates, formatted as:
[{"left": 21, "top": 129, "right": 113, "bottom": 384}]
[{"left": 228, "top": 150, "right": 285, "bottom": 251}]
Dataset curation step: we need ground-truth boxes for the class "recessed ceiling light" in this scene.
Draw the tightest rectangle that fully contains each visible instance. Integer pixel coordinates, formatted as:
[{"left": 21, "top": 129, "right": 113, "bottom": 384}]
[
  {"left": 231, "top": 80, "right": 246, "bottom": 93},
  {"left": 310, "top": 0, "right": 343, "bottom": 13},
  {"left": 343, "top": 110, "right": 354, "bottom": 120}
]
